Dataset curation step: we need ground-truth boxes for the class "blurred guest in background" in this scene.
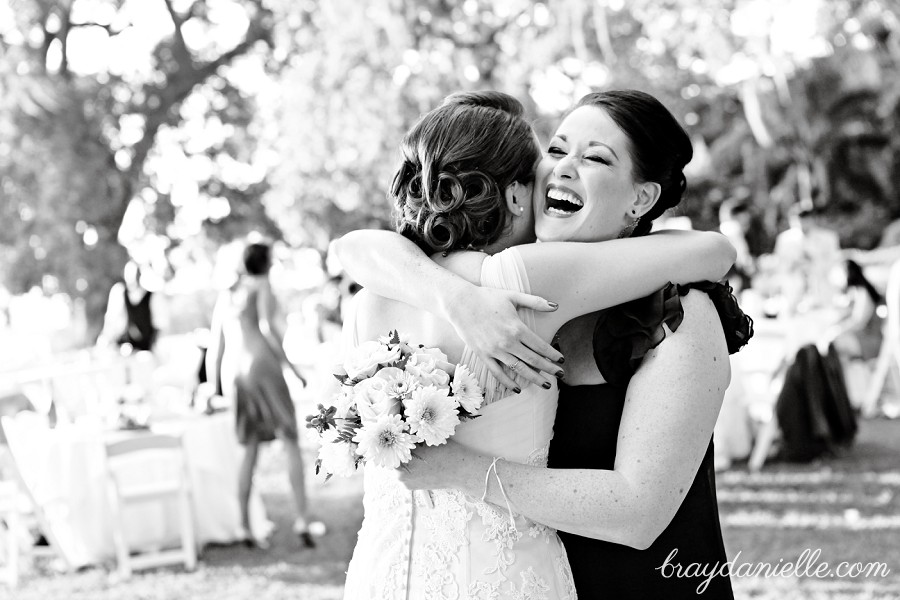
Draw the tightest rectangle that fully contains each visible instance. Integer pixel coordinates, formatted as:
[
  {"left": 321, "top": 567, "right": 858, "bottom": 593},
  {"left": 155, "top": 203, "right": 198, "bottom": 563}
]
[
  {"left": 206, "top": 241, "right": 318, "bottom": 548},
  {"left": 819, "top": 259, "right": 886, "bottom": 407},
  {"left": 96, "top": 259, "right": 160, "bottom": 353},
  {"left": 774, "top": 205, "right": 842, "bottom": 315},
  {"left": 312, "top": 275, "right": 343, "bottom": 343},
  {"left": 719, "top": 197, "right": 756, "bottom": 293}
]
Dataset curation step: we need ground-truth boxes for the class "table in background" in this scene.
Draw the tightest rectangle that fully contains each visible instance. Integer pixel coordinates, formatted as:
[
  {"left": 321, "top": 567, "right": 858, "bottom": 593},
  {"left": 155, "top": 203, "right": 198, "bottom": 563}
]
[{"left": 9, "top": 411, "right": 270, "bottom": 568}]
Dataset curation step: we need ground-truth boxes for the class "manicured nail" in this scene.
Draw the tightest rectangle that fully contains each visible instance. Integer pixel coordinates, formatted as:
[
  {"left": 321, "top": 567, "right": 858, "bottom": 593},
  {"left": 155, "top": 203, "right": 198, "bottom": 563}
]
[
  {"left": 547, "top": 301, "right": 559, "bottom": 310},
  {"left": 542, "top": 382, "right": 552, "bottom": 389},
  {"left": 556, "top": 370, "right": 565, "bottom": 378},
  {"left": 514, "top": 387, "right": 522, "bottom": 394},
  {"left": 557, "top": 356, "right": 565, "bottom": 364}
]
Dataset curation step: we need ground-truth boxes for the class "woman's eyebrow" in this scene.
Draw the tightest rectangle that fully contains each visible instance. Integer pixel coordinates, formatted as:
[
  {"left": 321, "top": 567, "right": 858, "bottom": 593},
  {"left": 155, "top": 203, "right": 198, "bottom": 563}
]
[
  {"left": 555, "top": 134, "right": 619, "bottom": 159},
  {"left": 588, "top": 141, "right": 618, "bottom": 160}
]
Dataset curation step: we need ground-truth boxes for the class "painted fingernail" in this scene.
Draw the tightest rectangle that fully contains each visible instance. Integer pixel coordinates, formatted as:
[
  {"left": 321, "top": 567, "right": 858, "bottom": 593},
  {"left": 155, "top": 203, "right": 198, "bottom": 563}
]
[
  {"left": 542, "top": 382, "right": 552, "bottom": 389},
  {"left": 556, "top": 370, "right": 565, "bottom": 378},
  {"left": 514, "top": 387, "right": 522, "bottom": 394},
  {"left": 547, "top": 301, "right": 559, "bottom": 310},
  {"left": 557, "top": 356, "right": 565, "bottom": 364}
]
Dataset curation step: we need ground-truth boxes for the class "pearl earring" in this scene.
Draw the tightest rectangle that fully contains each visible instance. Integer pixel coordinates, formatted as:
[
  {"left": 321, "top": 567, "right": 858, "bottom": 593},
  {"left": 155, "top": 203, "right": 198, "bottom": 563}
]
[{"left": 519, "top": 206, "right": 524, "bottom": 213}]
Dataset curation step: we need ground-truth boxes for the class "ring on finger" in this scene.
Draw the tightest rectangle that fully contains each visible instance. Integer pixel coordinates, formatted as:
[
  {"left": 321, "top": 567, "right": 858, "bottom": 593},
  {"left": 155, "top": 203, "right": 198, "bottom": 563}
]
[{"left": 509, "top": 359, "right": 521, "bottom": 371}]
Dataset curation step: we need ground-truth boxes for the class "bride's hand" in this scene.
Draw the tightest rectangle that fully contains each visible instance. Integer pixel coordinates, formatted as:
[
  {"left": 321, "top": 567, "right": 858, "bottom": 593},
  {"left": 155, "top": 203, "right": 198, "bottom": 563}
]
[
  {"left": 397, "top": 441, "right": 474, "bottom": 492},
  {"left": 443, "top": 286, "right": 564, "bottom": 391}
]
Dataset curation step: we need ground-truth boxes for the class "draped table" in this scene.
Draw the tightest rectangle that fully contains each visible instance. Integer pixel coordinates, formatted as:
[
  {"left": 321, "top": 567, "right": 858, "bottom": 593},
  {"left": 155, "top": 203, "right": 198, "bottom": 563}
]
[{"left": 7, "top": 411, "right": 271, "bottom": 568}]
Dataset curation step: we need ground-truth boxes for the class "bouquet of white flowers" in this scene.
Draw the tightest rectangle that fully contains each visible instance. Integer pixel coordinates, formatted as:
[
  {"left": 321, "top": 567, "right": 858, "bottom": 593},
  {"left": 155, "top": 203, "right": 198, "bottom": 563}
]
[{"left": 306, "top": 330, "right": 484, "bottom": 479}]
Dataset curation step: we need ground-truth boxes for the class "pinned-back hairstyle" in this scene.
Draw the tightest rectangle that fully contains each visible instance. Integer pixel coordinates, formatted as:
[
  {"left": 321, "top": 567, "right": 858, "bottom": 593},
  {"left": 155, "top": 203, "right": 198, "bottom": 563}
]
[
  {"left": 391, "top": 91, "right": 540, "bottom": 253},
  {"left": 575, "top": 90, "right": 693, "bottom": 236}
]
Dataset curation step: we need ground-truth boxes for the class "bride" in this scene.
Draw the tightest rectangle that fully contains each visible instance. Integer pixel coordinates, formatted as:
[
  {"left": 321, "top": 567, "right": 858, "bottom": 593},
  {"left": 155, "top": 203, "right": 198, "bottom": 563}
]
[{"left": 338, "top": 91, "right": 735, "bottom": 600}]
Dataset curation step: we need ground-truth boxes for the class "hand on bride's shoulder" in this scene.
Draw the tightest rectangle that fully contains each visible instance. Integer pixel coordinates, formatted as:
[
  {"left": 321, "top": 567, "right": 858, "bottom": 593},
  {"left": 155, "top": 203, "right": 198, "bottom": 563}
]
[{"left": 442, "top": 285, "right": 563, "bottom": 391}]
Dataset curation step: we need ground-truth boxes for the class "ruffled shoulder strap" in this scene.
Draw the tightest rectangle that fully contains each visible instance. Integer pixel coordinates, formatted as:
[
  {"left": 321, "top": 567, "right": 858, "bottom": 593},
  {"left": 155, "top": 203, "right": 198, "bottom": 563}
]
[
  {"left": 592, "top": 281, "right": 754, "bottom": 387},
  {"left": 677, "top": 281, "right": 754, "bottom": 354}
]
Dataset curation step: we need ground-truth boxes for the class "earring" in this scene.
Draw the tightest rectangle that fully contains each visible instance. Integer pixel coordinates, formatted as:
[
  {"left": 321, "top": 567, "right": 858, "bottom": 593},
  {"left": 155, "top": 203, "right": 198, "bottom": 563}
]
[
  {"left": 617, "top": 216, "right": 641, "bottom": 238},
  {"left": 631, "top": 209, "right": 637, "bottom": 215},
  {"left": 519, "top": 206, "right": 524, "bottom": 213}
]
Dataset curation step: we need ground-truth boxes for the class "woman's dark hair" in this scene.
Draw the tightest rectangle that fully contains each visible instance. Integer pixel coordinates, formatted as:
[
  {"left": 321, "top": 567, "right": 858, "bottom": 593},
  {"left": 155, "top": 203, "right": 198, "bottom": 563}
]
[
  {"left": 391, "top": 91, "right": 541, "bottom": 253},
  {"left": 846, "top": 259, "right": 883, "bottom": 305},
  {"left": 243, "top": 242, "right": 271, "bottom": 276},
  {"left": 574, "top": 90, "right": 693, "bottom": 236}
]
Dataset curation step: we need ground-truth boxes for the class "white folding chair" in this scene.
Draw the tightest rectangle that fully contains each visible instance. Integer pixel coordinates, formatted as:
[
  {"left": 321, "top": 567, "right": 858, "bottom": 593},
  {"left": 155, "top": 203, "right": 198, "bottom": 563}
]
[
  {"left": 0, "top": 477, "right": 22, "bottom": 588},
  {"left": 0, "top": 414, "right": 73, "bottom": 576},
  {"left": 103, "top": 434, "right": 197, "bottom": 579},
  {"left": 861, "top": 258, "right": 900, "bottom": 417}
]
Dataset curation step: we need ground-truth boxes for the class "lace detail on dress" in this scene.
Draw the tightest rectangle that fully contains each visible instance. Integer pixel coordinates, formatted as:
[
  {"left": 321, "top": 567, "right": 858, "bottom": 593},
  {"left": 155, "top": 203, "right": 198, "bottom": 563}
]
[
  {"left": 511, "top": 568, "right": 551, "bottom": 600},
  {"left": 382, "top": 563, "right": 407, "bottom": 600},
  {"left": 525, "top": 444, "right": 549, "bottom": 467},
  {"left": 421, "top": 490, "right": 470, "bottom": 600},
  {"left": 468, "top": 567, "right": 554, "bottom": 600},
  {"left": 475, "top": 500, "right": 524, "bottom": 578},
  {"left": 555, "top": 556, "right": 578, "bottom": 600}
]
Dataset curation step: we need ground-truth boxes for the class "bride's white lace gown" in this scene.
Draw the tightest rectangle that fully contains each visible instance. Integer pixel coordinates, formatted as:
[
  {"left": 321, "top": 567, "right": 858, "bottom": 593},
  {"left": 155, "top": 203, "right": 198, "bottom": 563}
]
[{"left": 342, "top": 249, "right": 577, "bottom": 600}]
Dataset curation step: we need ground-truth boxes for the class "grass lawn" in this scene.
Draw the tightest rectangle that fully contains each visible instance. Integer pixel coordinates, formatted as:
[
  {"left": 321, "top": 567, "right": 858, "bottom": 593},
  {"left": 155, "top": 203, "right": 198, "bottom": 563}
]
[{"left": 7, "top": 406, "right": 899, "bottom": 599}]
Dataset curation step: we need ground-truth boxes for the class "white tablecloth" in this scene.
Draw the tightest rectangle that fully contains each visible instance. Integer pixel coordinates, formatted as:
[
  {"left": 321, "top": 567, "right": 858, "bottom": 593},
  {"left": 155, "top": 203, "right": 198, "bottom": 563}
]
[{"left": 8, "top": 412, "right": 270, "bottom": 568}]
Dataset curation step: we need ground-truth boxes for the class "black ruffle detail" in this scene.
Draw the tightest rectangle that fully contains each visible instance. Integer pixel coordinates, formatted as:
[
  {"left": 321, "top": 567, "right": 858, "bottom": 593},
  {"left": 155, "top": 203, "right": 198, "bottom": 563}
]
[
  {"left": 592, "top": 282, "right": 685, "bottom": 387},
  {"left": 592, "top": 281, "right": 754, "bottom": 387},
  {"left": 677, "top": 281, "right": 754, "bottom": 355}
]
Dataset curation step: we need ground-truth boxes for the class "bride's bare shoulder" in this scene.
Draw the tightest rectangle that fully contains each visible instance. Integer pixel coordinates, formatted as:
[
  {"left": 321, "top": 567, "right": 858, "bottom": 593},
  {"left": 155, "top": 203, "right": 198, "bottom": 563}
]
[{"left": 430, "top": 250, "right": 488, "bottom": 285}]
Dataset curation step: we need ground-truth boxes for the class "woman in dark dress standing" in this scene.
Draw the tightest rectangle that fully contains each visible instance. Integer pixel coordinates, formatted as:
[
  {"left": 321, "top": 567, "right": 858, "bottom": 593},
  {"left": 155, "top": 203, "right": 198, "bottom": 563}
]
[
  {"left": 336, "top": 90, "right": 752, "bottom": 598},
  {"left": 96, "top": 259, "right": 159, "bottom": 352}
]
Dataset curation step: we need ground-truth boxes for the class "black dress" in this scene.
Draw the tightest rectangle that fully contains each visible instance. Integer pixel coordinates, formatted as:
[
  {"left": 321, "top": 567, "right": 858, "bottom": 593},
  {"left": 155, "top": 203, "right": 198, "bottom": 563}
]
[
  {"left": 548, "top": 282, "right": 753, "bottom": 599},
  {"left": 117, "top": 287, "right": 158, "bottom": 351}
]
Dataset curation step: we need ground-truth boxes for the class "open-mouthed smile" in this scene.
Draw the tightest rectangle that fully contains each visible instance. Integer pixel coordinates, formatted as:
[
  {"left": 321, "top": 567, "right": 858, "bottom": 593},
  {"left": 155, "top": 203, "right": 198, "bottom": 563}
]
[{"left": 544, "top": 185, "right": 584, "bottom": 217}]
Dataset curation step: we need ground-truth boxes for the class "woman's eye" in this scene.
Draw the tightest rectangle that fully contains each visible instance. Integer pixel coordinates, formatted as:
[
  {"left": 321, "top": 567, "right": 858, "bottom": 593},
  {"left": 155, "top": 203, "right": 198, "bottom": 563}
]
[
  {"left": 547, "top": 146, "right": 565, "bottom": 156},
  {"left": 585, "top": 155, "right": 609, "bottom": 165}
]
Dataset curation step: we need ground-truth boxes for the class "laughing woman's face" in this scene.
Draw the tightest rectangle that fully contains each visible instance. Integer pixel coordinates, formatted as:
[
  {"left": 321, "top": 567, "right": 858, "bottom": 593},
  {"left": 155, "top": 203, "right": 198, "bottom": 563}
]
[{"left": 533, "top": 105, "right": 640, "bottom": 243}]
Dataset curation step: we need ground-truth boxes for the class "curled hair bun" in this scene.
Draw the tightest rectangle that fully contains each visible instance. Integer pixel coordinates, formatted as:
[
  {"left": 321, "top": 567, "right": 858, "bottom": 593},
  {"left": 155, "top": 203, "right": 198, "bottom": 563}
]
[
  {"left": 390, "top": 90, "right": 541, "bottom": 253},
  {"left": 397, "top": 166, "right": 502, "bottom": 252},
  {"left": 657, "top": 172, "right": 687, "bottom": 211}
]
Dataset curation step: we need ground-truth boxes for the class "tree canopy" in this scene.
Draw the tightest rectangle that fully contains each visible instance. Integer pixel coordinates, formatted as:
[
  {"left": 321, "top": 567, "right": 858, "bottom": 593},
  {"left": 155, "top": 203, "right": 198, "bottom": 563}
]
[{"left": 2, "top": 0, "right": 899, "bottom": 334}]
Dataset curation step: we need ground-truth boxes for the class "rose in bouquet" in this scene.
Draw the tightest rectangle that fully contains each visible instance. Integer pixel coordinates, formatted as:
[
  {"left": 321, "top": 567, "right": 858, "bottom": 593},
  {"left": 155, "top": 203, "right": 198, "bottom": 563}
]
[{"left": 305, "top": 330, "right": 483, "bottom": 479}]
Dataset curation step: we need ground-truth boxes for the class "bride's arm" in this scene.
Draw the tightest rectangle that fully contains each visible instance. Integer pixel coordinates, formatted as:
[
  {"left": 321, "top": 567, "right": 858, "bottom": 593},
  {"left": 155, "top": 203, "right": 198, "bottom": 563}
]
[
  {"left": 331, "top": 231, "right": 564, "bottom": 390},
  {"left": 399, "top": 292, "right": 729, "bottom": 549}
]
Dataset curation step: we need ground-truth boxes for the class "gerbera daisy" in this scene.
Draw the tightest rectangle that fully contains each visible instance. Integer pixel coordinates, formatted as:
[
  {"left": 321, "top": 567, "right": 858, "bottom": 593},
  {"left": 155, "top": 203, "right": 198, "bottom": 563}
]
[
  {"left": 353, "top": 414, "right": 419, "bottom": 468},
  {"left": 403, "top": 386, "right": 460, "bottom": 446},
  {"left": 451, "top": 364, "right": 484, "bottom": 415}
]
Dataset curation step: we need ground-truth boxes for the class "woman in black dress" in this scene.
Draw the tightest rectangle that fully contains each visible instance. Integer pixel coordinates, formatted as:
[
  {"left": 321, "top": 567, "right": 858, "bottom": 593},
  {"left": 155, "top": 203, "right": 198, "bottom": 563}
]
[
  {"left": 336, "top": 90, "right": 752, "bottom": 598},
  {"left": 96, "top": 260, "right": 159, "bottom": 352}
]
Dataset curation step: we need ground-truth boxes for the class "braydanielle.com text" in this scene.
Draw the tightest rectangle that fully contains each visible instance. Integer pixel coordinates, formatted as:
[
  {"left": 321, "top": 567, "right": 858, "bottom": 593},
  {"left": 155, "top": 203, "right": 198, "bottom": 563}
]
[{"left": 656, "top": 548, "right": 892, "bottom": 594}]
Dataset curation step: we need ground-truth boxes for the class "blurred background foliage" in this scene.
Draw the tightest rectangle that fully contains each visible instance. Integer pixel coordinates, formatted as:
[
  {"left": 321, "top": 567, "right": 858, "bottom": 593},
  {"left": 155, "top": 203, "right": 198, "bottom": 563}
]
[{"left": 2, "top": 0, "right": 900, "bottom": 333}]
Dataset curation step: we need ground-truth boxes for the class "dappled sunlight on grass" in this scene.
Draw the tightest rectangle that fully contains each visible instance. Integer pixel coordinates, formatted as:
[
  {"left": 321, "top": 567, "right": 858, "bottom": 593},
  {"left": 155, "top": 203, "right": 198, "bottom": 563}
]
[{"left": 721, "top": 418, "right": 900, "bottom": 599}]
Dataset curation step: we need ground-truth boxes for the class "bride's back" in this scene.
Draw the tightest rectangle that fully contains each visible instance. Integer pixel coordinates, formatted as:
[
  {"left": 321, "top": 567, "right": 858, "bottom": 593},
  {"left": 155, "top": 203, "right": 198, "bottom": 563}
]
[
  {"left": 350, "top": 251, "right": 487, "bottom": 362},
  {"left": 354, "top": 291, "right": 464, "bottom": 361}
]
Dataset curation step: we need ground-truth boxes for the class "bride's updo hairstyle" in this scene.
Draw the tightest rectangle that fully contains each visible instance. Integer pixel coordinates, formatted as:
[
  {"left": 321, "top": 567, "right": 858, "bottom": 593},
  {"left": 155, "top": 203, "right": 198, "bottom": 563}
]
[
  {"left": 575, "top": 90, "right": 693, "bottom": 237},
  {"left": 391, "top": 91, "right": 541, "bottom": 253}
]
